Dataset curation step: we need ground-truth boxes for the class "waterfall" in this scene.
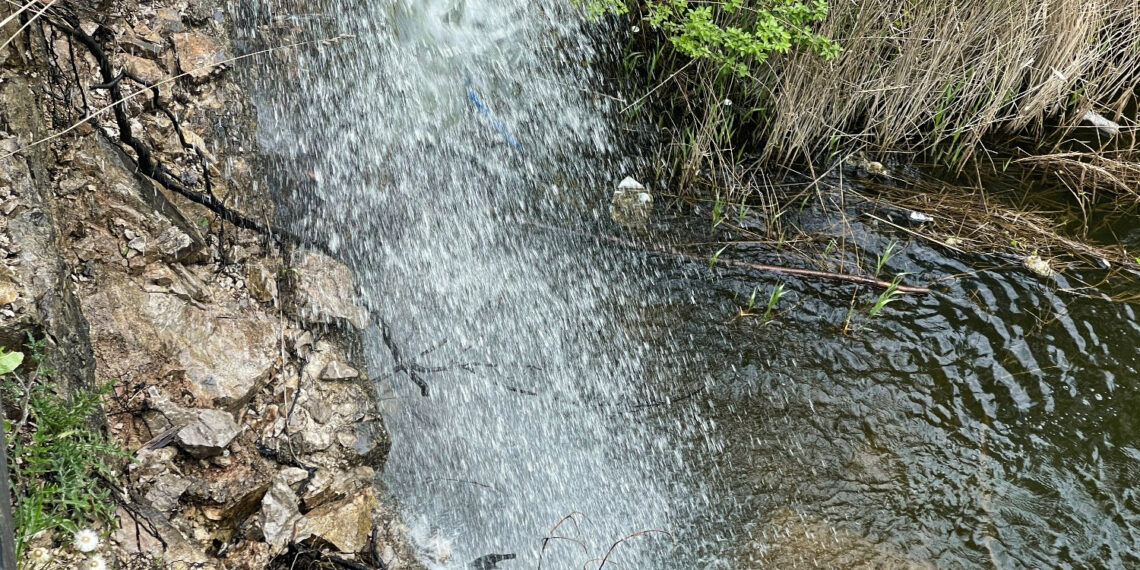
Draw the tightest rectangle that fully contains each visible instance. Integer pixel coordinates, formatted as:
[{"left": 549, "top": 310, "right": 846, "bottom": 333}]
[{"left": 234, "top": 1, "right": 709, "bottom": 567}]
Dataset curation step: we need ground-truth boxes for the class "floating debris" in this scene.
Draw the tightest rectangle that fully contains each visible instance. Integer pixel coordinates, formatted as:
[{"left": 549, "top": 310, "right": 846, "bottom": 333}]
[{"left": 1024, "top": 254, "right": 1055, "bottom": 278}]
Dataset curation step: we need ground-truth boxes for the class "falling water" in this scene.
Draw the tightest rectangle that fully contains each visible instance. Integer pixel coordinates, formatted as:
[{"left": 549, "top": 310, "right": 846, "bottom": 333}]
[
  {"left": 234, "top": 1, "right": 708, "bottom": 568},
  {"left": 234, "top": 1, "right": 1140, "bottom": 568}
]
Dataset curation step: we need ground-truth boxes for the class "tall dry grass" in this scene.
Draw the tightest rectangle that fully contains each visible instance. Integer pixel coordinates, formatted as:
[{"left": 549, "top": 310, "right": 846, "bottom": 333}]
[
  {"left": 633, "top": 0, "right": 1140, "bottom": 186},
  {"left": 761, "top": 0, "right": 1140, "bottom": 165}
]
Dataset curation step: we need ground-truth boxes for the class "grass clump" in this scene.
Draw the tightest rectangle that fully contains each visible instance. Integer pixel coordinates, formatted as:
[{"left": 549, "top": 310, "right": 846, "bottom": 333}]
[{"left": 1, "top": 339, "right": 125, "bottom": 559}]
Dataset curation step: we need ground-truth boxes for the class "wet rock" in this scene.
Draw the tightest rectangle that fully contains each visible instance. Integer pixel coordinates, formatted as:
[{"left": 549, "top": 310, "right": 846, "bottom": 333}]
[
  {"left": 175, "top": 408, "right": 240, "bottom": 459},
  {"left": 286, "top": 251, "right": 369, "bottom": 330},
  {"left": 287, "top": 408, "right": 334, "bottom": 453},
  {"left": 246, "top": 261, "right": 279, "bottom": 303},
  {"left": 304, "top": 488, "right": 376, "bottom": 554},
  {"left": 744, "top": 508, "right": 931, "bottom": 568},
  {"left": 320, "top": 360, "right": 359, "bottom": 381},
  {"left": 172, "top": 31, "right": 227, "bottom": 80},
  {"left": 341, "top": 420, "right": 390, "bottom": 466},
  {"left": 609, "top": 176, "right": 653, "bottom": 232},
  {"left": 288, "top": 329, "right": 314, "bottom": 359},
  {"left": 470, "top": 554, "right": 517, "bottom": 569}
]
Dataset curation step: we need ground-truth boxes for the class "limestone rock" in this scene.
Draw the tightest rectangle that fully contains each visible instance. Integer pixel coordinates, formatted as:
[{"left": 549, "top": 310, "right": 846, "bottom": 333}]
[
  {"left": 172, "top": 31, "right": 228, "bottom": 80},
  {"left": 121, "top": 54, "right": 167, "bottom": 85},
  {"left": 84, "top": 271, "right": 278, "bottom": 407},
  {"left": 155, "top": 226, "right": 195, "bottom": 261},
  {"left": 175, "top": 408, "right": 240, "bottom": 459},
  {"left": 320, "top": 360, "right": 360, "bottom": 381},
  {"left": 286, "top": 251, "right": 369, "bottom": 330},
  {"left": 304, "top": 488, "right": 376, "bottom": 553},
  {"left": 144, "top": 472, "right": 191, "bottom": 514},
  {"left": 260, "top": 476, "right": 303, "bottom": 548},
  {"left": 288, "top": 329, "right": 314, "bottom": 359},
  {"left": 609, "top": 176, "right": 653, "bottom": 232}
]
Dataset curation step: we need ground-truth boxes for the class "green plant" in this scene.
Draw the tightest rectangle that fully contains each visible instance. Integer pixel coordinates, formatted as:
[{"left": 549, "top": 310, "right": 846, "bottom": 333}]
[
  {"left": 874, "top": 240, "right": 897, "bottom": 278},
  {"left": 868, "top": 275, "right": 905, "bottom": 317},
  {"left": 761, "top": 281, "right": 787, "bottom": 321},
  {"left": 581, "top": 0, "right": 839, "bottom": 75},
  {"left": 2, "top": 339, "right": 126, "bottom": 558},
  {"left": 709, "top": 244, "right": 729, "bottom": 268}
]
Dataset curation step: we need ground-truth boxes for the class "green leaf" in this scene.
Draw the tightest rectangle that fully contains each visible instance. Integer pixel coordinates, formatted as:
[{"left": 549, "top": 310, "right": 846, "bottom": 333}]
[{"left": 0, "top": 349, "right": 23, "bottom": 375}]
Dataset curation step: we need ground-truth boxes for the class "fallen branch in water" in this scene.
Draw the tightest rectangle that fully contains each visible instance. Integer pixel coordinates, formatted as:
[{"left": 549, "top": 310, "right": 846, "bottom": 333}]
[{"left": 525, "top": 221, "right": 932, "bottom": 294}]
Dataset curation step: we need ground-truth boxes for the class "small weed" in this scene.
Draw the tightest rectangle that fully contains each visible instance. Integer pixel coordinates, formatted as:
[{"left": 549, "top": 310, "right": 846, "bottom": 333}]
[
  {"left": 869, "top": 275, "right": 905, "bottom": 318},
  {"left": 710, "top": 195, "right": 726, "bottom": 231},
  {"left": 761, "top": 282, "right": 787, "bottom": 321},
  {"left": 709, "top": 245, "right": 728, "bottom": 268},
  {"left": 874, "top": 240, "right": 897, "bottom": 278},
  {"left": 739, "top": 281, "right": 787, "bottom": 322}
]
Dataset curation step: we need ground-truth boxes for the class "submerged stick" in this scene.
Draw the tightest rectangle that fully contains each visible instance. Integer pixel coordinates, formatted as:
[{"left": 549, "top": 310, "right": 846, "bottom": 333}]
[{"left": 525, "top": 221, "right": 932, "bottom": 294}]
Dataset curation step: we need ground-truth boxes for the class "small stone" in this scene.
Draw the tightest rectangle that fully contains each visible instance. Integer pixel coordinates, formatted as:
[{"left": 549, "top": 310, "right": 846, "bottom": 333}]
[
  {"left": 260, "top": 476, "right": 303, "bottom": 547},
  {"left": 2, "top": 199, "right": 17, "bottom": 216},
  {"left": 320, "top": 361, "right": 360, "bottom": 381},
  {"left": 907, "top": 211, "right": 934, "bottom": 224},
  {"left": 172, "top": 31, "right": 228, "bottom": 80},
  {"left": 303, "top": 488, "right": 376, "bottom": 554},
  {"left": 175, "top": 409, "right": 241, "bottom": 459},
  {"left": 127, "top": 236, "right": 147, "bottom": 252},
  {"left": 120, "top": 54, "right": 167, "bottom": 85},
  {"left": 0, "top": 281, "right": 18, "bottom": 305}
]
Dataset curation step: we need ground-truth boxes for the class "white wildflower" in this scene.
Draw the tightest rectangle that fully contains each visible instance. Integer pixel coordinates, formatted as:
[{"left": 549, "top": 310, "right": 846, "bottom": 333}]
[
  {"left": 631, "top": 25, "right": 640, "bottom": 33},
  {"left": 83, "top": 554, "right": 107, "bottom": 570},
  {"left": 722, "top": 98, "right": 733, "bottom": 107},
  {"left": 28, "top": 546, "right": 52, "bottom": 564},
  {"left": 73, "top": 529, "right": 100, "bottom": 553}
]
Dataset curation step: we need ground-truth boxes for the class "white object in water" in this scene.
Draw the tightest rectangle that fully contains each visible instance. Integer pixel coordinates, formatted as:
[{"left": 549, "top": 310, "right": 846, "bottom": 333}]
[
  {"left": 1082, "top": 110, "right": 1120, "bottom": 137},
  {"left": 618, "top": 176, "right": 645, "bottom": 190},
  {"left": 908, "top": 211, "right": 934, "bottom": 224},
  {"left": 611, "top": 177, "right": 653, "bottom": 231},
  {"left": 1024, "top": 254, "right": 1056, "bottom": 278}
]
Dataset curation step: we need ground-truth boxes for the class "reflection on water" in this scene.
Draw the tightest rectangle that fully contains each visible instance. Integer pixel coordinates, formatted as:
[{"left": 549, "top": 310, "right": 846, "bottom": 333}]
[{"left": 651, "top": 206, "right": 1140, "bottom": 568}]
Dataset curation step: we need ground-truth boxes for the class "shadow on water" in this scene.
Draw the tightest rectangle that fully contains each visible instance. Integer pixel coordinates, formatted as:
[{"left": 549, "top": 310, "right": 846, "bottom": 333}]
[{"left": 233, "top": 1, "right": 1140, "bottom": 568}]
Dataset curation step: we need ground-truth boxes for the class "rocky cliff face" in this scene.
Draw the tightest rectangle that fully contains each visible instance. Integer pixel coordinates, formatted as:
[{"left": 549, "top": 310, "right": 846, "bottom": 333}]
[{"left": 0, "top": 1, "right": 422, "bottom": 568}]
